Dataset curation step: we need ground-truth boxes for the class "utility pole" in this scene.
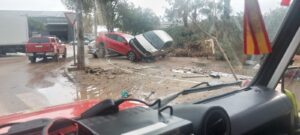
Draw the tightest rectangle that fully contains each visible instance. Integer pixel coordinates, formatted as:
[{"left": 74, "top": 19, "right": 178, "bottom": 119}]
[{"left": 76, "top": 0, "right": 85, "bottom": 70}]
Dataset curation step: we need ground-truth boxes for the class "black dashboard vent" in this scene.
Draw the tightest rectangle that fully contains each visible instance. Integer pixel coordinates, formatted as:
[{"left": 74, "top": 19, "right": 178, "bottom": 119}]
[{"left": 201, "top": 109, "right": 231, "bottom": 135}]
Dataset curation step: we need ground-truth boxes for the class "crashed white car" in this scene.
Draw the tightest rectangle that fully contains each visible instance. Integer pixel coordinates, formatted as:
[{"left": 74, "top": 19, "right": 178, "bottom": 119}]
[{"left": 129, "top": 30, "right": 173, "bottom": 59}]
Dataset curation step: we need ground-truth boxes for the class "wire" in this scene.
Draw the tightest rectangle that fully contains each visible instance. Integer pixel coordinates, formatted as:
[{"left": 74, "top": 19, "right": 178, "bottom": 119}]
[{"left": 115, "top": 98, "right": 161, "bottom": 108}]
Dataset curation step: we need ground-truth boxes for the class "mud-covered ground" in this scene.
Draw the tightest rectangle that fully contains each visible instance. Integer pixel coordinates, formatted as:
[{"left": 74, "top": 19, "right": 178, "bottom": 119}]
[
  {"left": 2, "top": 46, "right": 300, "bottom": 116},
  {"left": 72, "top": 56, "right": 250, "bottom": 105},
  {"left": 0, "top": 46, "right": 76, "bottom": 116}
]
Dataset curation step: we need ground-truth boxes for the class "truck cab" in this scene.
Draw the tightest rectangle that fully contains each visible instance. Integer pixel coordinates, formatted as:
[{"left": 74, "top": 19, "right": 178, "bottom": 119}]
[{"left": 25, "top": 36, "right": 67, "bottom": 63}]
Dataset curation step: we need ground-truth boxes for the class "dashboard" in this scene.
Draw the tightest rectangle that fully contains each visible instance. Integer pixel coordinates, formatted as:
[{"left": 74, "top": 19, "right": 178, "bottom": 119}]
[{"left": 6, "top": 86, "right": 294, "bottom": 135}]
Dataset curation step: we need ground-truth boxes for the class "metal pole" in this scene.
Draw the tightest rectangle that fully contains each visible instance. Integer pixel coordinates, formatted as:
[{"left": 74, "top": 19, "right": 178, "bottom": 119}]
[
  {"left": 73, "top": 25, "right": 77, "bottom": 65},
  {"left": 213, "top": 38, "right": 239, "bottom": 81}
]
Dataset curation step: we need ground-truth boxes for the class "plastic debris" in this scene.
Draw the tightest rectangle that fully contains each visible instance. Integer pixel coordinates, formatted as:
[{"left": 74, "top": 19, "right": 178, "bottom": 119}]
[{"left": 121, "top": 90, "right": 129, "bottom": 98}]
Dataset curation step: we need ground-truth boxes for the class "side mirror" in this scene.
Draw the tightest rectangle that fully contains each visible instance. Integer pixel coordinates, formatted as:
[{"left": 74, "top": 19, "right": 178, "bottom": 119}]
[{"left": 123, "top": 41, "right": 128, "bottom": 45}]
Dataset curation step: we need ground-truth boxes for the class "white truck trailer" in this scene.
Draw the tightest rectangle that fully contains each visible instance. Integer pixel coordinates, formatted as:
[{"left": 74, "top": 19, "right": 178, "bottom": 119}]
[{"left": 0, "top": 12, "right": 29, "bottom": 55}]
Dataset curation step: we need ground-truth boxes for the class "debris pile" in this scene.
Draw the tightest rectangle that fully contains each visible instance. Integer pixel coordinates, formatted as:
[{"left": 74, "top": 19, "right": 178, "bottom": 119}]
[
  {"left": 169, "top": 39, "right": 215, "bottom": 58},
  {"left": 85, "top": 66, "right": 127, "bottom": 79},
  {"left": 172, "top": 67, "right": 208, "bottom": 74}
]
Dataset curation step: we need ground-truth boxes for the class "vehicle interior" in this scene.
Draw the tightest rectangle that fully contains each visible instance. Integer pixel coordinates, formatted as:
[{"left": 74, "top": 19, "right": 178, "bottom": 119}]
[{"left": 2, "top": 0, "right": 300, "bottom": 135}]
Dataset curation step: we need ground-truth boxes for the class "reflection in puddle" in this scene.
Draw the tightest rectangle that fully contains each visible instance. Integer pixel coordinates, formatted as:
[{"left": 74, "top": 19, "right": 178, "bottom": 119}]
[
  {"left": 37, "top": 74, "right": 78, "bottom": 106},
  {"left": 78, "top": 85, "right": 103, "bottom": 100}
]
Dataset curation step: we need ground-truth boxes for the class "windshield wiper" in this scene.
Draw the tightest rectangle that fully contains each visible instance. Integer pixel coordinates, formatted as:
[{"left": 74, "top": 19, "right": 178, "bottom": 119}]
[{"left": 153, "top": 81, "right": 242, "bottom": 109}]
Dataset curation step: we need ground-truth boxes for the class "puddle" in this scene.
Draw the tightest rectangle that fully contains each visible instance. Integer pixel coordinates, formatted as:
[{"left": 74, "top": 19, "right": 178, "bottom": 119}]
[{"left": 37, "top": 73, "right": 78, "bottom": 106}]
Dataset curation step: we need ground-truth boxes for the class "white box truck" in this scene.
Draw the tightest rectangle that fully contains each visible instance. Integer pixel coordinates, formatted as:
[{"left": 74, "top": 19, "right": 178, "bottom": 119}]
[{"left": 0, "top": 13, "right": 29, "bottom": 55}]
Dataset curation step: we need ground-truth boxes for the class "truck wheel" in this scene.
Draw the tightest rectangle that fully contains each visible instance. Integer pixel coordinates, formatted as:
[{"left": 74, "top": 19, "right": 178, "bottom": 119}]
[
  {"left": 62, "top": 48, "right": 67, "bottom": 58},
  {"left": 30, "top": 56, "right": 36, "bottom": 63},
  {"left": 53, "top": 55, "right": 59, "bottom": 62},
  {"left": 0, "top": 53, "right": 6, "bottom": 56},
  {"left": 127, "top": 51, "right": 136, "bottom": 62},
  {"left": 43, "top": 56, "right": 48, "bottom": 61}
]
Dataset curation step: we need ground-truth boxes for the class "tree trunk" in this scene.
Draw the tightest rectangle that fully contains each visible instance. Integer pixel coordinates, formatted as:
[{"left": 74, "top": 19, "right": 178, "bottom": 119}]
[
  {"left": 96, "top": 0, "right": 105, "bottom": 25},
  {"left": 224, "top": 0, "right": 231, "bottom": 19},
  {"left": 182, "top": 0, "right": 189, "bottom": 27},
  {"left": 76, "top": 0, "right": 85, "bottom": 70},
  {"left": 93, "top": 0, "right": 98, "bottom": 40},
  {"left": 97, "top": 0, "right": 115, "bottom": 32},
  {"left": 183, "top": 13, "right": 188, "bottom": 27}
]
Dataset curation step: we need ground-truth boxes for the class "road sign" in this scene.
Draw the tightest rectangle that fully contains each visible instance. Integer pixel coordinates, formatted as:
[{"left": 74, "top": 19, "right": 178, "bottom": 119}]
[
  {"left": 65, "top": 12, "right": 77, "bottom": 65},
  {"left": 64, "top": 12, "right": 76, "bottom": 26}
]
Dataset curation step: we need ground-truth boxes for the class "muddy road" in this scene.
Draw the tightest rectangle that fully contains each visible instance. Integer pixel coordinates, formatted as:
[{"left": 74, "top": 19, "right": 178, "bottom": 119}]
[
  {"left": 0, "top": 49, "right": 254, "bottom": 116},
  {"left": 0, "top": 54, "right": 77, "bottom": 116}
]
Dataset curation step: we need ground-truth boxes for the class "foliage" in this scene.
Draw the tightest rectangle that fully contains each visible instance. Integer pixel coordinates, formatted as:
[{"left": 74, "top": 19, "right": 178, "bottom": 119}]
[
  {"left": 28, "top": 17, "right": 45, "bottom": 33},
  {"left": 165, "top": 0, "right": 189, "bottom": 27},
  {"left": 165, "top": 0, "right": 244, "bottom": 65},
  {"left": 62, "top": 0, "right": 117, "bottom": 31},
  {"left": 165, "top": 14, "right": 244, "bottom": 65},
  {"left": 263, "top": 7, "right": 288, "bottom": 41},
  {"left": 116, "top": 1, "right": 160, "bottom": 34},
  {"left": 96, "top": 0, "right": 119, "bottom": 32},
  {"left": 61, "top": 0, "right": 160, "bottom": 33},
  {"left": 165, "top": 0, "right": 231, "bottom": 28},
  {"left": 61, "top": 0, "right": 95, "bottom": 14}
]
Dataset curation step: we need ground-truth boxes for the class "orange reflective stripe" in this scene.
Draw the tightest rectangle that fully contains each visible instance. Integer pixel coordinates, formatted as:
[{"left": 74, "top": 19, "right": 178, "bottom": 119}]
[{"left": 244, "top": 0, "right": 271, "bottom": 55}]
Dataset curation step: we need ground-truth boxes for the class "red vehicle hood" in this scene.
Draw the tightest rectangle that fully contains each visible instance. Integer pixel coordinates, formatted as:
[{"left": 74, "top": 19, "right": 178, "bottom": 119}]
[{"left": 0, "top": 99, "right": 141, "bottom": 124}]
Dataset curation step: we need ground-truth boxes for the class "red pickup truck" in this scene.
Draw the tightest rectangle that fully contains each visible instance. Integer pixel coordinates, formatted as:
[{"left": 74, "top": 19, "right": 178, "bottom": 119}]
[{"left": 25, "top": 36, "right": 67, "bottom": 63}]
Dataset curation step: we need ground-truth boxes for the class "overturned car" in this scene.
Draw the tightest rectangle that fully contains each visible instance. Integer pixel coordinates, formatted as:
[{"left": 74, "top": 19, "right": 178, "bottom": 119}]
[
  {"left": 93, "top": 30, "right": 173, "bottom": 62},
  {"left": 129, "top": 30, "right": 173, "bottom": 61}
]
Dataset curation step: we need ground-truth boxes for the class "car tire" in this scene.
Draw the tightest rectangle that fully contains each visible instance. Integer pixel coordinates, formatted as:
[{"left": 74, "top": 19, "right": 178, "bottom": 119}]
[
  {"left": 0, "top": 52, "right": 6, "bottom": 56},
  {"left": 127, "top": 51, "right": 136, "bottom": 62},
  {"left": 93, "top": 53, "right": 98, "bottom": 58},
  {"left": 30, "top": 56, "right": 36, "bottom": 63},
  {"left": 62, "top": 48, "right": 67, "bottom": 58}
]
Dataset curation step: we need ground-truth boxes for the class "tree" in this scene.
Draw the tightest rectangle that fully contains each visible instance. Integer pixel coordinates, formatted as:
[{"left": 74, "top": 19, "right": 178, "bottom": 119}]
[
  {"left": 28, "top": 17, "right": 46, "bottom": 36},
  {"left": 165, "top": 0, "right": 231, "bottom": 27},
  {"left": 116, "top": 1, "right": 160, "bottom": 34},
  {"left": 76, "top": 0, "right": 85, "bottom": 69},
  {"left": 263, "top": 8, "right": 288, "bottom": 41},
  {"left": 165, "top": 0, "right": 190, "bottom": 27},
  {"left": 83, "top": 14, "right": 93, "bottom": 33},
  {"left": 62, "top": 0, "right": 95, "bottom": 14},
  {"left": 62, "top": 0, "right": 118, "bottom": 32},
  {"left": 96, "top": 0, "right": 119, "bottom": 32}
]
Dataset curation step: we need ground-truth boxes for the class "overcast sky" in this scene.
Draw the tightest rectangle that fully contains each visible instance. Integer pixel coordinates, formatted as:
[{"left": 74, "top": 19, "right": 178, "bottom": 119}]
[{"left": 0, "top": 0, "right": 287, "bottom": 16}]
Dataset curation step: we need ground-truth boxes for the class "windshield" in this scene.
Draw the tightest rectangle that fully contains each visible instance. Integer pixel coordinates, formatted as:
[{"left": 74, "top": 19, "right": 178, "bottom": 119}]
[
  {"left": 0, "top": 0, "right": 291, "bottom": 118},
  {"left": 123, "top": 34, "right": 134, "bottom": 42},
  {"left": 29, "top": 37, "right": 49, "bottom": 43}
]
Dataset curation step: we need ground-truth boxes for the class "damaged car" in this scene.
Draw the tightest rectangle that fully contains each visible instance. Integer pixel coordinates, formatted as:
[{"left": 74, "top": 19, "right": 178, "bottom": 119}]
[
  {"left": 129, "top": 30, "right": 173, "bottom": 61},
  {"left": 94, "top": 32, "right": 135, "bottom": 59},
  {"left": 93, "top": 30, "right": 173, "bottom": 62}
]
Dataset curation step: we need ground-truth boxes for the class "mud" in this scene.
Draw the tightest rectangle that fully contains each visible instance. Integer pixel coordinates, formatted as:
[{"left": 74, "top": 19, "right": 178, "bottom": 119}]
[
  {"left": 0, "top": 49, "right": 256, "bottom": 116},
  {"left": 72, "top": 56, "right": 246, "bottom": 105},
  {"left": 0, "top": 50, "right": 76, "bottom": 116}
]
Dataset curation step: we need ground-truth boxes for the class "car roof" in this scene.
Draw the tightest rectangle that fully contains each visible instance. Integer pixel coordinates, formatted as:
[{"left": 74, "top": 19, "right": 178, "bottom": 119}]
[
  {"left": 30, "top": 36, "right": 56, "bottom": 39},
  {"left": 103, "top": 32, "right": 133, "bottom": 37}
]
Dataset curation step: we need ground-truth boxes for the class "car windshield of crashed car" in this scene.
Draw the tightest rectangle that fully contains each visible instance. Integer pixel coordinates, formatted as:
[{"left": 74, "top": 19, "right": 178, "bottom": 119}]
[{"left": 0, "top": 0, "right": 292, "bottom": 117}]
